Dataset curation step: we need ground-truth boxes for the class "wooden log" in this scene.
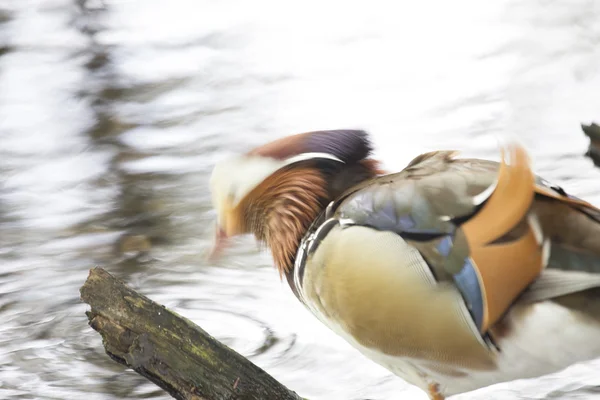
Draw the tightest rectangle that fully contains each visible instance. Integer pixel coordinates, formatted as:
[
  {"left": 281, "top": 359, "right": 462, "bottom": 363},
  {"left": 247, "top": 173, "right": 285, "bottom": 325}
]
[
  {"left": 581, "top": 122, "right": 600, "bottom": 167},
  {"left": 80, "top": 267, "right": 304, "bottom": 400}
]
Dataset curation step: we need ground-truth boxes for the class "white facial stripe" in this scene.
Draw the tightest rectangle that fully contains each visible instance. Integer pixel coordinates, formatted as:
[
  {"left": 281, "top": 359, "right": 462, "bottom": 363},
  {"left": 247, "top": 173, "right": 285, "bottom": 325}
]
[
  {"left": 283, "top": 152, "right": 345, "bottom": 166},
  {"left": 211, "top": 152, "right": 346, "bottom": 214},
  {"left": 211, "top": 156, "right": 284, "bottom": 206}
]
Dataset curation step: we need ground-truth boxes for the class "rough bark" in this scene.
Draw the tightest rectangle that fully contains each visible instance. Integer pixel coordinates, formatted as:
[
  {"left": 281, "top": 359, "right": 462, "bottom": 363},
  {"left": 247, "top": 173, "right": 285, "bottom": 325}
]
[{"left": 80, "top": 267, "right": 304, "bottom": 400}]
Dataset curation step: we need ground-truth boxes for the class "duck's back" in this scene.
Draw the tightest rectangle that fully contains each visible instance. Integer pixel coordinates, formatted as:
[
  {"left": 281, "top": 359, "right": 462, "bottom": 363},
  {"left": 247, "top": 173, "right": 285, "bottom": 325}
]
[{"left": 295, "top": 147, "right": 600, "bottom": 396}]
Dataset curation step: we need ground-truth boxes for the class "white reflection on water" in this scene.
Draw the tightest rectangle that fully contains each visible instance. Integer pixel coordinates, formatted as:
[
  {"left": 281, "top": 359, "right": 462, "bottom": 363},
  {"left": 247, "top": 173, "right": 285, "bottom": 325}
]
[{"left": 0, "top": 0, "right": 599, "bottom": 399}]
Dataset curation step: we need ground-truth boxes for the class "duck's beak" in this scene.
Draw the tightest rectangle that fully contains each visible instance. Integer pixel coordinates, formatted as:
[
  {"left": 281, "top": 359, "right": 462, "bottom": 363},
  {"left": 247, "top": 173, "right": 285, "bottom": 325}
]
[{"left": 207, "top": 224, "right": 229, "bottom": 261}]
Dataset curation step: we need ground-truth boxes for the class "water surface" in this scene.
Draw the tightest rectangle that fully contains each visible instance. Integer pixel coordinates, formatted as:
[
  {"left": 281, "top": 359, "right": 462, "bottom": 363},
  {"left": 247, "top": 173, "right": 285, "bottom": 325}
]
[{"left": 1, "top": 1, "right": 600, "bottom": 399}]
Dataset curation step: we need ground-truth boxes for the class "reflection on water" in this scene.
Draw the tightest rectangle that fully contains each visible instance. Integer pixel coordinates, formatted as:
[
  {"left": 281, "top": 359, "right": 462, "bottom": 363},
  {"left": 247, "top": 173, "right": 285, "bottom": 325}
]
[{"left": 0, "top": 1, "right": 599, "bottom": 399}]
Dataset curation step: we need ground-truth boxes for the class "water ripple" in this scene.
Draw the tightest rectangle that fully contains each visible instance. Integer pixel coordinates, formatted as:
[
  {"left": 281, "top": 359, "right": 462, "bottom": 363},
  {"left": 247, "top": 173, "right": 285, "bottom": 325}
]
[{"left": 1, "top": 1, "right": 600, "bottom": 399}]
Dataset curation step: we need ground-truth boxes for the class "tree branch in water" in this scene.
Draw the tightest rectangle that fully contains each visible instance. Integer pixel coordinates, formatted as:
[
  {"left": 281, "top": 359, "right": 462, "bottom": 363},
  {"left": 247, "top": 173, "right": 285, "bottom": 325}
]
[{"left": 80, "top": 267, "right": 304, "bottom": 400}]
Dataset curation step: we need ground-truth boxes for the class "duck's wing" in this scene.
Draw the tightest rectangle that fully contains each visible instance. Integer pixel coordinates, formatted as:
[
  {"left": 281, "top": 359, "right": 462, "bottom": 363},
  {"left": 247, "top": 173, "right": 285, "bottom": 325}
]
[{"left": 325, "top": 144, "right": 600, "bottom": 333}]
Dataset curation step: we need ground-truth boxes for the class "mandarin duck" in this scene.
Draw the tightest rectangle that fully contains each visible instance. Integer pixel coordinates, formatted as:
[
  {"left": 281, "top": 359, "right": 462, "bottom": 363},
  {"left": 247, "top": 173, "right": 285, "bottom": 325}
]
[{"left": 209, "top": 130, "right": 600, "bottom": 400}]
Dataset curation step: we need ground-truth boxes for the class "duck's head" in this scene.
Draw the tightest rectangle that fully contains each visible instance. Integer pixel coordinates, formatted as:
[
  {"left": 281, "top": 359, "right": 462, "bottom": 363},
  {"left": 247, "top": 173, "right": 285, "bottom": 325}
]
[{"left": 209, "top": 129, "right": 384, "bottom": 273}]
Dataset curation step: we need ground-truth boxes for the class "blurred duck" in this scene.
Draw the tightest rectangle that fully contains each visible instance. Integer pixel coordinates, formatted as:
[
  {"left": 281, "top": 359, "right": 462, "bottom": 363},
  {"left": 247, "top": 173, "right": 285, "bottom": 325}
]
[{"left": 209, "top": 129, "right": 600, "bottom": 400}]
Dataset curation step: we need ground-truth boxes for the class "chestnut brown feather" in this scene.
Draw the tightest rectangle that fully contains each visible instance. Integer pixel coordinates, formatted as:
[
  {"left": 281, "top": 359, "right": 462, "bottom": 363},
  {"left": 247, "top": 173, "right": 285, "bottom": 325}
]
[
  {"left": 226, "top": 129, "right": 384, "bottom": 279},
  {"left": 237, "top": 167, "right": 328, "bottom": 275},
  {"left": 231, "top": 158, "right": 384, "bottom": 278}
]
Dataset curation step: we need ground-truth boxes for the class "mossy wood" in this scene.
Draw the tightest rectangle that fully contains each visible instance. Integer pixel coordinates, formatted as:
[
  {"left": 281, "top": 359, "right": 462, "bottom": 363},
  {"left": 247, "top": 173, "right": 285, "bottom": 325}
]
[{"left": 80, "top": 267, "right": 304, "bottom": 400}]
